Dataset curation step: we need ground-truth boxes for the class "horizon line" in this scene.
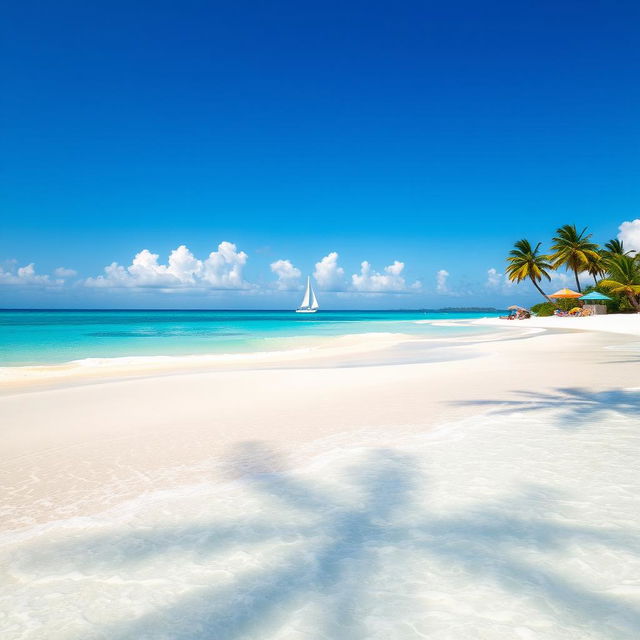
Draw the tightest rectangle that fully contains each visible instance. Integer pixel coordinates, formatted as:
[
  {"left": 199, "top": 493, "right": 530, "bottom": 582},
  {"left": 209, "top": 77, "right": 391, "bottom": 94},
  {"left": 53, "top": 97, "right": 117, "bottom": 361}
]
[{"left": 0, "top": 307, "right": 502, "bottom": 313}]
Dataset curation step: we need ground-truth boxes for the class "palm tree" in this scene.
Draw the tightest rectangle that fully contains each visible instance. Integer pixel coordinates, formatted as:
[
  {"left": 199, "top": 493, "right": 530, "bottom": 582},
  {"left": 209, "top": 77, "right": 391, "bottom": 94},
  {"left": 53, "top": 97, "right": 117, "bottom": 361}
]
[
  {"left": 505, "top": 239, "right": 556, "bottom": 304},
  {"left": 586, "top": 250, "right": 606, "bottom": 286},
  {"left": 550, "top": 224, "right": 600, "bottom": 292},
  {"left": 603, "top": 238, "right": 630, "bottom": 257},
  {"left": 599, "top": 254, "right": 640, "bottom": 311}
]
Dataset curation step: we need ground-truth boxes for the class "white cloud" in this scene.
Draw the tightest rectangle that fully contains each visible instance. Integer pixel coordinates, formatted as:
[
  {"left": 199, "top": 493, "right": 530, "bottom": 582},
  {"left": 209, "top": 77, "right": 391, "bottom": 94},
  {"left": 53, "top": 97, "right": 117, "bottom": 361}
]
[
  {"left": 0, "top": 262, "right": 62, "bottom": 287},
  {"left": 314, "top": 252, "right": 345, "bottom": 290},
  {"left": 548, "top": 269, "right": 595, "bottom": 291},
  {"left": 351, "top": 260, "right": 420, "bottom": 292},
  {"left": 85, "top": 242, "right": 250, "bottom": 290},
  {"left": 4, "top": 246, "right": 420, "bottom": 298},
  {"left": 436, "top": 269, "right": 450, "bottom": 293},
  {"left": 549, "top": 271, "right": 570, "bottom": 285},
  {"left": 485, "top": 268, "right": 514, "bottom": 293},
  {"left": 486, "top": 268, "right": 501, "bottom": 288},
  {"left": 167, "top": 245, "right": 202, "bottom": 284},
  {"left": 89, "top": 249, "right": 176, "bottom": 288},
  {"left": 201, "top": 242, "right": 249, "bottom": 289},
  {"left": 54, "top": 267, "right": 77, "bottom": 278},
  {"left": 270, "top": 259, "right": 302, "bottom": 290},
  {"left": 618, "top": 219, "right": 640, "bottom": 252}
]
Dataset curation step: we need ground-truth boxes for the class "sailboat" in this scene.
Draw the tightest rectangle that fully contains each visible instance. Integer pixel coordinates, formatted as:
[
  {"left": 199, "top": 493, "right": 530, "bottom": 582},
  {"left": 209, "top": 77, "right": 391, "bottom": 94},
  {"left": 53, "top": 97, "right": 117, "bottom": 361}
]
[{"left": 296, "top": 276, "right": 319, "bottom": 313}]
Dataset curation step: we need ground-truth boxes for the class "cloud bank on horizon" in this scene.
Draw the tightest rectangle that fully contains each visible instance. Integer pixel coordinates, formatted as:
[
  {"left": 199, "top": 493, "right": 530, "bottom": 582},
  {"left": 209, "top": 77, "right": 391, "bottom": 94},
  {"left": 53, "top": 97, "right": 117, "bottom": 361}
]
[
  {"left": 2, "top": 219, "right": 638, "bottom": 303},
  {"left": 84, "top": 242, "right": 251, "bottom": 291},
  {"left": 0, "top": 243, "right": 425, "bottom": 297},
  {"left": 0, "top": 262, "right": 66, "bottom": 288}
]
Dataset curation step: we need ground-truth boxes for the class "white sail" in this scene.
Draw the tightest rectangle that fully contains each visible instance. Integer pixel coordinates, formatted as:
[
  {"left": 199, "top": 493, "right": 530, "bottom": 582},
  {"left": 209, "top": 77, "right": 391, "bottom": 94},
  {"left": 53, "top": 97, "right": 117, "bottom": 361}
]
[
  {"left": 296, "top": 276, "right": 319, "bottom": 312},
  {"left": 300, "top": 277, "right": 311, "bottom": 308}
]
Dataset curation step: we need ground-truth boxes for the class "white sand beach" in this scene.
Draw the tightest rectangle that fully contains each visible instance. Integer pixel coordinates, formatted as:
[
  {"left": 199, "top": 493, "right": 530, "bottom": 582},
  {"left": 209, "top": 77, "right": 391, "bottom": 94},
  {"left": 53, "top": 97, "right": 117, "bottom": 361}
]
[
  {"left": 1, "top": 315, "right": 639, "bottom": 639},
  {"left": 476, "top": 312, "right": 640, "bottom": 336}
]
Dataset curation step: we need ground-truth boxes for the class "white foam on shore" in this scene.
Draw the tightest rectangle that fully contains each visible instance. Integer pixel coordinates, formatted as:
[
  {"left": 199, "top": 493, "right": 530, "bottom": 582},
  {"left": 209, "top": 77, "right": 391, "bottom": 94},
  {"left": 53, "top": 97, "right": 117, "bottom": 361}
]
[
  {"left": 2, "top": 397, "right": 639, "bottom": 639},
  {"left": 0, "top": 332, "right": 409, "bottom": 386},
  {"left": 0, "top": 328, "right": 514, "bottom": 389}
]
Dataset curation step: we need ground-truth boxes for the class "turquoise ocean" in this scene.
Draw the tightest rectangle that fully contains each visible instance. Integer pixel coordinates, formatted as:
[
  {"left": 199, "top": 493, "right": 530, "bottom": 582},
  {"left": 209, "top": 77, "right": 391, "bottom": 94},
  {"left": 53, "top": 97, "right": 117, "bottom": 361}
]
[{"left": 0, "top": 310, "right": 503, "bottom": 366}]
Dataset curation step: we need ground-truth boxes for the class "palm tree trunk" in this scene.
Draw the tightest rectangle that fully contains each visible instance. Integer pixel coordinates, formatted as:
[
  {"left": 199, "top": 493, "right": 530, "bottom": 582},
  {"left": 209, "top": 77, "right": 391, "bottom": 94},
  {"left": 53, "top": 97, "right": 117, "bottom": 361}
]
[
  {"left": 627, "top": 292, "right": 640, "bottom": 312},
  {"left": 530, "top": 278, "right": 559, "bottom": 308},
  {"left": 574, "top": 269, "right": 581, "bottom": 292}
]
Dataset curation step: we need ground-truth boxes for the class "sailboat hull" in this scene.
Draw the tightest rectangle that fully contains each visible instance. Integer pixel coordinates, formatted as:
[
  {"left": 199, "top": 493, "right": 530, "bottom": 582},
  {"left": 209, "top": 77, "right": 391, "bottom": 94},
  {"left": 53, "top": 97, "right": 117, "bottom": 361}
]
[{"left": 295, "top": 309, "right": 317, "bottom": 313}]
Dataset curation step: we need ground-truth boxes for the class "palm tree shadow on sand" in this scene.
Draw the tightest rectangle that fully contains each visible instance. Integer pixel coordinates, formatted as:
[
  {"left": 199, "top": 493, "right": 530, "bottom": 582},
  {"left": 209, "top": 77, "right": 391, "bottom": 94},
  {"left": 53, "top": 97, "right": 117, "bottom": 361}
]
[
  {"left": 451, "top": 386, "right": 640, "bottom": 425},
  {"left": 21, "top": 441, "right": 640, "bottom": 640}
]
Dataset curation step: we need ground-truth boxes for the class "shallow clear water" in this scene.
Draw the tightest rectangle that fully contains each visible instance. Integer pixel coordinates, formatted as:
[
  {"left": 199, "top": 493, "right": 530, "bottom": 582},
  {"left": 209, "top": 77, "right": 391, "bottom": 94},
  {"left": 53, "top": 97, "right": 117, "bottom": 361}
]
[{"left": 0, "top": 310, "right": 502, "bottom": 365}]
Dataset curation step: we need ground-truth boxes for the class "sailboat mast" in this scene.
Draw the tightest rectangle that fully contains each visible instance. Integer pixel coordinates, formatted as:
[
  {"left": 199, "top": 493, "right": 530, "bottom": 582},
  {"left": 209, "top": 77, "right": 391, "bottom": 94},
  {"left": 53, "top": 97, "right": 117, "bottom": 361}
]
[
  {"left": 296, "top": 275, "right": 318, "bottom": 312},
  {"left": 300, "top": 276, "right": 311, "bottom": 309}
]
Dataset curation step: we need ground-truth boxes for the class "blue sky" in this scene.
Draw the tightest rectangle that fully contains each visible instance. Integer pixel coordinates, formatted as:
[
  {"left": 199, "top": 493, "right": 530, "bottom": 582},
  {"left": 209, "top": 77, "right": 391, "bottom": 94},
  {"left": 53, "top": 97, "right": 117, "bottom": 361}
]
[{"left": 1, "top": 0, "right": 639, "bottom": 308}]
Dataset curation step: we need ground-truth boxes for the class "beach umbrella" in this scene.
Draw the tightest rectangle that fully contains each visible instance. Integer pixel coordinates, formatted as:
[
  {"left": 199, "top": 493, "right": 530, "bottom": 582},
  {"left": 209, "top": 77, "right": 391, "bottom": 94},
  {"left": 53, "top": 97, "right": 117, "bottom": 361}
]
[
  {"left": 507, "top": 305, "right": 526, "bottom": 310},
  {"left": 579, "top": 291, "right": 612, "bottom": 301},
  {"left": 549, "top": 288, "right": 582, "bottom": 299}
]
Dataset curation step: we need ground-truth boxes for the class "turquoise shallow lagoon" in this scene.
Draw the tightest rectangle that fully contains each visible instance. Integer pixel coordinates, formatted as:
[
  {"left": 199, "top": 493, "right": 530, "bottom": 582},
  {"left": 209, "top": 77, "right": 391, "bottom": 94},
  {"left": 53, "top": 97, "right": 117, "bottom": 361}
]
[{"left": 0, "top": 310, "right": 502, "bottom": 366}]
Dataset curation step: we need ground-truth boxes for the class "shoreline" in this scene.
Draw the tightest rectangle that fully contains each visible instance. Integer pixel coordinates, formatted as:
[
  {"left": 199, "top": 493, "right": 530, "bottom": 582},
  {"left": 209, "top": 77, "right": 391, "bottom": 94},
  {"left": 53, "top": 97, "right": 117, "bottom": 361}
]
[
  {"left": 1, "top": 321, "right": 638, "bottom": 530},
  {"left": 0, "top": 325, "right": 518, "bottom": 392},
  {"left": 2, "top": 312, "right": 638, "bottom": 382},
  {"left": 0, "top": 332, "right": 407, "bottom": 389},
  {"left": 2, "top": 311, "right": 638, "bottom": 393}
]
